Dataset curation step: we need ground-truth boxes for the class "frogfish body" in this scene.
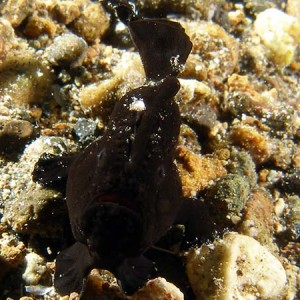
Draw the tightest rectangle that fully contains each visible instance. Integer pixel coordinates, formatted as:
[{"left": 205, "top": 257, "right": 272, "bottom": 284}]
[{"left": 33, "top": 0, "right": 192, "bottom": 295}]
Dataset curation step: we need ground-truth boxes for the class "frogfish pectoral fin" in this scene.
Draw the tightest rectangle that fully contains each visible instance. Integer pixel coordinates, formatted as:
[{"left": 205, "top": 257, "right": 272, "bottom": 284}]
[
  {"left": 32, "top": 153, "right": 77, "bottom": 190},
  {"left": 54, "top": 242, "right": 94, "bottom": 296},
  {"left": 116, "top": 255, "right": 155, "bottom": 294}
]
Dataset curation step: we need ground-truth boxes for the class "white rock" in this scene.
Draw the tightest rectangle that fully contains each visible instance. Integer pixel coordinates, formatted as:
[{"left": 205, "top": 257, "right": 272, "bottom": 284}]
[
  {"left": 254, "top": 8, "right": 300, "bottom": 66},
  {"left": 22, "top": 252, "right": 47, "bottom": 285},
  {"left": 186, "top": 232, "right": 287, "bottom": 300},
  {"left": 131, "top": 277, "right": 183, "bottom": 300}
]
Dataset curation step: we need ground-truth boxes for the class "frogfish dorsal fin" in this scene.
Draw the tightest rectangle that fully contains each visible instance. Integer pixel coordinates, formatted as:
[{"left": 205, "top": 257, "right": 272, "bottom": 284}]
[{"left": 128, "top": 19, "right": 192, "bottom": 80}]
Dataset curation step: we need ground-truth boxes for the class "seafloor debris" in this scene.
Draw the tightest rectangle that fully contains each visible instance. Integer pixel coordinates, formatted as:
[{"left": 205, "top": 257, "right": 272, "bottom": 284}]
[{"left": 0, "top": 0, "right": 300, "bottom": 299}]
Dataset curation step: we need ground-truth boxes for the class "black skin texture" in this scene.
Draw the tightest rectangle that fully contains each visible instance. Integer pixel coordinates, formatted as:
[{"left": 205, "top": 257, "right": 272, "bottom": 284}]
[{"left": 33, "top": 0, "right": 197, "bottom": 296}]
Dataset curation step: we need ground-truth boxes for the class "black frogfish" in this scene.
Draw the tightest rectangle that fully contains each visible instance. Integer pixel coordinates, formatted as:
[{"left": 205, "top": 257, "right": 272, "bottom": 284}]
[{"left": 33, "top": 0, "right": 192, "bottom": 296}]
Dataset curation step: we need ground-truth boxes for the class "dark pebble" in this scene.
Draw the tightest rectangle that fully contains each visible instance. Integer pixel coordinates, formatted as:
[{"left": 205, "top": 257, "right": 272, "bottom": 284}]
[
  {"left": 181, "top": 104, "right": 217, "bottom": 141},
  {"left": 0, "top": 119, "right": 34, "bottom": 153},
  {"left": 277, "top": 169, "right": 300, "bottom": 195}
]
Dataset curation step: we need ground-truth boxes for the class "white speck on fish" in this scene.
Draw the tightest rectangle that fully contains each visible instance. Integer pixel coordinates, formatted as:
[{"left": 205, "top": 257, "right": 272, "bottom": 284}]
[{"left": 129, "top": 96, "right": 146, "bottom": 111}]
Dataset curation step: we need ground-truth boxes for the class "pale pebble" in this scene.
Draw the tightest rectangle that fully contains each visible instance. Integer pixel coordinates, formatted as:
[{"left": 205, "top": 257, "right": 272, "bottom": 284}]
[
  {"left": 186, "top": 232, "right": 287, "bottom": 300},
  {"left": 254, "top": 8, "right": 300, "bottom": 67},
  {"left": 22, "top": 252, "right": 47, "bottom": 285}
]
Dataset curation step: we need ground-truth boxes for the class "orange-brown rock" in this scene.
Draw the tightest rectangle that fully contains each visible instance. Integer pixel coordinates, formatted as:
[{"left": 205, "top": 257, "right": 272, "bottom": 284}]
[
  {"left": 82, "top": 269, "right": 123, "bottom": 299},
  {"left": 51, "top": 1, "right": 81, "bottom": 25},
  {"left": 240, "top": 189, "right": 274, "bottom": 246},
  {"left": 0, "top": 233, "right": 26, "bottom": 280},
  {"left": 71, "top": 1, "right": 109, "bottom": 43},
  {"left": 230, "top": 125, "right": 272, "bottom": 165},
  {"left": 23, "top": 14, "right": 57, "bottom": 38},
  {"left": 176, "top": 145, "right": 227, "bottom": 198}
]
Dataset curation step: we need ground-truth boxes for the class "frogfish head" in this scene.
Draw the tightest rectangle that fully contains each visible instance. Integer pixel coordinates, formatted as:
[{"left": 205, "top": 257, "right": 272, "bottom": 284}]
[{"left": 81, "top": 197, "right": 144, "bottom": 264}]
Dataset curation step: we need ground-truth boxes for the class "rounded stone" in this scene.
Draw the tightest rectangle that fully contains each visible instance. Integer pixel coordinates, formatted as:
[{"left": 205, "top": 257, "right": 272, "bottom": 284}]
[
  {"left": 186, "top": 232, "right": 287, "bottom": 299},
  {"left": 45, "top": 33, "right": 88, "bottom": 68}
]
